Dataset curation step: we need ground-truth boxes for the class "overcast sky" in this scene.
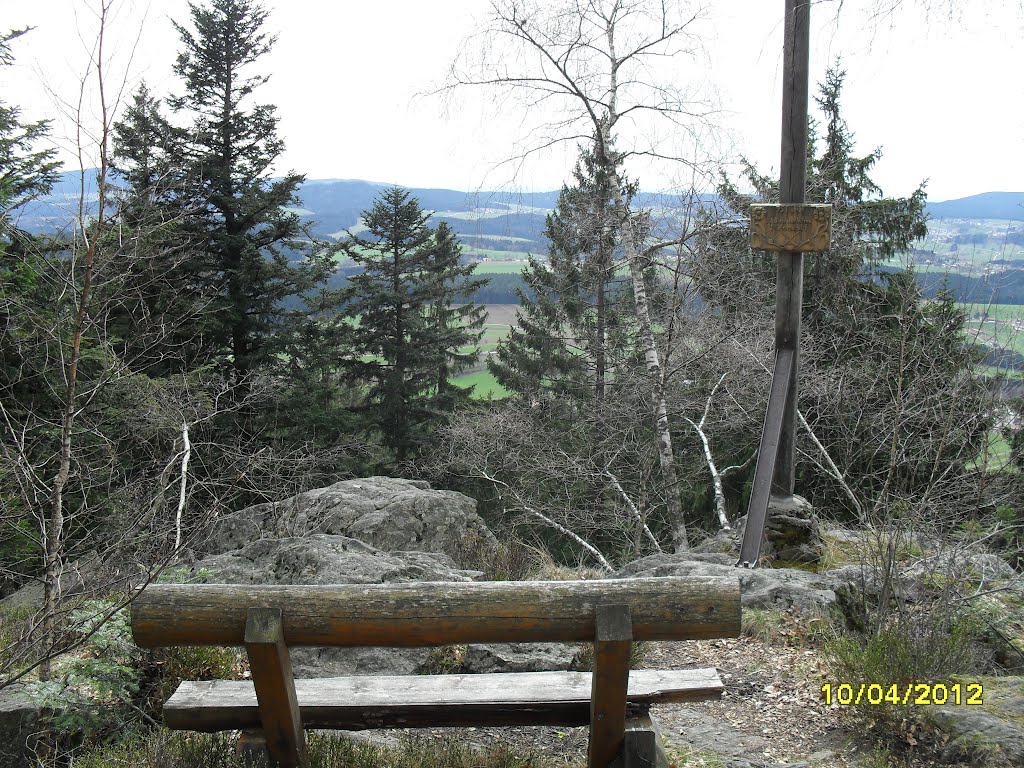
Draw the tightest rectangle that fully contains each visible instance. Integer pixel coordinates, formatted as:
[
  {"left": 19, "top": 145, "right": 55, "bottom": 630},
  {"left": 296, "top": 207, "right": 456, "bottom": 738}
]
[{"left": 4, "top": 0, "right": 1022, "bottom": 202}]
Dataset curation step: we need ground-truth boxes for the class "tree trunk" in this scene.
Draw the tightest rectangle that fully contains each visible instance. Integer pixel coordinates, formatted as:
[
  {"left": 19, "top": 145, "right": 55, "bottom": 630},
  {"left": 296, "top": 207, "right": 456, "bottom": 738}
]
[
  {"left": 41, "top": 161, "right": 104, "bottom": 680},
  {"left": 599, "top": 23, "right": 686, "bottom": 551},
  {"left": 594, "top": 200, "right": 608, "bottom": 405},
  {"left": 608, "top": 171, "right": 687, "bottom": 551}
]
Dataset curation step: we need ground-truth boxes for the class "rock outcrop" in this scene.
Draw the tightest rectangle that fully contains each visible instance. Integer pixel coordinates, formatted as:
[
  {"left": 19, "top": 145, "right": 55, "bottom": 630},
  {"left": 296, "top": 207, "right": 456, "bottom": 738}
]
[
  {"left": 191, "top": 533, "right": 478, "bottom": 676},
  {"left": 202, "top": 476, "right": 496, "bottom": 568},
  {"left": 928, "top": 677, "right": 1024, "bottom": 766},
  {"left": 462, "top": 642, "right": 579, "bottom": 674},
  {"left": 694, "top": 495, "right": 824, "bottom": 565},
  {"left": 0, "top": 685, "right": 41, "bottom": 767},
  {"left": 616, "top": 552, "right": 839, "bottom": 616}
]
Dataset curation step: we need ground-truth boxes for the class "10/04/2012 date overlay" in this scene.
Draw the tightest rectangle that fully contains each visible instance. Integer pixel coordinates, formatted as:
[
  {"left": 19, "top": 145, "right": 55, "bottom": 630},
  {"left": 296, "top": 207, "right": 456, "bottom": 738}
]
[{"left": 821, "top": 683, "right": 984, "bottom": 706}]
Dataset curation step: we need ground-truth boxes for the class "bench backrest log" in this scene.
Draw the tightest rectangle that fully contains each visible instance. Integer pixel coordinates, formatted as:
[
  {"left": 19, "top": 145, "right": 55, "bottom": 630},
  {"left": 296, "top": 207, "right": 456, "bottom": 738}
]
[
  {"left": 130, "top": 577, "right": 741, "bottom": 648},
  {"left": 130, "top": 577, "right": 741, "bottom": 768}
]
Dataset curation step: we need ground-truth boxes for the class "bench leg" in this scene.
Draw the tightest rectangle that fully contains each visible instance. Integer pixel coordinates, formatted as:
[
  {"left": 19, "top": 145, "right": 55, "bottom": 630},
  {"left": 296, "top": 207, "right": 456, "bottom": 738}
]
[
  {"left": 245, "top": 607, "right": 309, "bottom": 768},
  {"left": 618, "top": 714, "right": 670, "bottom": 768},
  {"left": 588, "top": 604, "right": 632, "bottom": 768},
  {"left": 236, "top": 729, "right": 268, "bottom": 767}
]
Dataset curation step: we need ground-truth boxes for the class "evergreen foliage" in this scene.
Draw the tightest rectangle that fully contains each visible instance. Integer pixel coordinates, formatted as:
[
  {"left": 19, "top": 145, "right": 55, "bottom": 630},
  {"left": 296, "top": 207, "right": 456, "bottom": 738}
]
[
  {"left": 0, "top": 28, "right": 60, "bottom": 248},
  {"left": 167, "top": 0, "right": 330, "bottom": 385},
  {"left": 698, "top": 65, "right": 987, "bottom": 519},
  {"left": 341, "top": 187, "right": 486, "bottom": 462},
  {"left": 490, "top": 141, "right": 640, "bottom": 405},
  {"left": 110, "top": 84, "right": 210, "bottom": 374},
  {"left": 707, "top": 67, "right": 929, "bottom": 324}
]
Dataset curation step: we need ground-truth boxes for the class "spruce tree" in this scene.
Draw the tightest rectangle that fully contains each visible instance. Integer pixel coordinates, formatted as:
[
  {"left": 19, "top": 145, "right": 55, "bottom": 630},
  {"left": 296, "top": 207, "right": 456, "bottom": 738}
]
[
  {"left": 490, "top": 140, "right": 638, "bottom": 406},
  {"left": 701, "top": 65, "right": 984, "bottom": 515},
  {"left": 710, "top": 67, "right": 928, "bottom": 324},
  {"left": 0, "top": 29, "right": 60, "bottom": 247},
  {"left": 110, "top": 83, "right": 207, "bottom": 374},
  {"left": 422, "top": 221, "right": 487, "bottom": 409},
  {"left": 341, "top": 188, "right": 485, "bottom": 462},
  {"left": 168, "top": 0, "right": 326, "bottom": 385}
]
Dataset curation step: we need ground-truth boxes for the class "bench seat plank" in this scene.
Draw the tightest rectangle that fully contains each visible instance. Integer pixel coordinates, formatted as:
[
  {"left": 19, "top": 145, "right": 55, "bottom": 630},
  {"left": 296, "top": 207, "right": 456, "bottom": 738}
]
[{"left": 165, "top": 668, "right": 723, "bottom": 732}]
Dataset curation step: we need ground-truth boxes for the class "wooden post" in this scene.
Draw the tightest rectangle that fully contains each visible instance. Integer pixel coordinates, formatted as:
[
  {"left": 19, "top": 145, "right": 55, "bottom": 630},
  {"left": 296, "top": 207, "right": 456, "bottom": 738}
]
[
  {"left": 618, "top": 713, "right": 669, "bottom": 768},
  {"left": 773, "top": 0, "right": 812, "bottom": 495},
  {"left": 737, "top": 1, "right": 823, "bottom": 568},
  {"left": 588, "top": 604, "right": 632, "bottom": 768},
  {"left": 245, "top": 608, "right": 308, "bottom": 768}
]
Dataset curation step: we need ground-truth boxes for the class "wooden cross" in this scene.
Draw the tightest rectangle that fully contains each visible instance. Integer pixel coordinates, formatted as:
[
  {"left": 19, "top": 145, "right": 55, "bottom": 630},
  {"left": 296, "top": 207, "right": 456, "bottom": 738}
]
[{"left": 736, "top": 0, "right": 832, "bottom": 568}]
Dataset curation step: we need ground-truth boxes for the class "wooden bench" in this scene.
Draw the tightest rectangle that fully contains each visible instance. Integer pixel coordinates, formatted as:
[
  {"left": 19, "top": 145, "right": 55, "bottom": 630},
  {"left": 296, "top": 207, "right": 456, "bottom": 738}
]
[{"left": 131, "top": 577, "right": 741, "bottom": 768}]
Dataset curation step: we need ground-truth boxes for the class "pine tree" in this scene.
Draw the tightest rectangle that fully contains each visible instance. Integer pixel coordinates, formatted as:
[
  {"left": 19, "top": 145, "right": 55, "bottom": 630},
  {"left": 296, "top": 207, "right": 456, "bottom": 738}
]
[
  {"left": 0, "top": 29, "right": 60, "bottom": 248},
  {"left": 168, "top": 0, "right": 326, "bottom": 385},
  {"left": 341, "top": 188, "right": 485, "bottom": 462},
  {"left": 490, "top": 140, "right": 639, "bottom": 406},
  {"left": 110, "top": 83, "right": 207, "bottom": 374}
]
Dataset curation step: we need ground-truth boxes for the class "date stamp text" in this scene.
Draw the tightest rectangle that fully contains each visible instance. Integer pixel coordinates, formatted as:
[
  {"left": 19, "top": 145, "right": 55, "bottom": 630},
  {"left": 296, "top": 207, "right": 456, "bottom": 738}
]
[{"left": 821, "top": 682, "right": 983, "bottom": 706}]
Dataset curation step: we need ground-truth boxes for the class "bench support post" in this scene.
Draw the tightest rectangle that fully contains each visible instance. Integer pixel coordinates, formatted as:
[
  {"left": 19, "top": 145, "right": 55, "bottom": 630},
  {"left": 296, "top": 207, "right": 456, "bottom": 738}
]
[
  {"left": 245, "top": 607, "right": 309, "bottom": 768},
  {"left": 611, "top": 713, "right": 670, "bottom": 768},
  {"left": 588, "top": 604, "right": 632, "bottom": 768}
]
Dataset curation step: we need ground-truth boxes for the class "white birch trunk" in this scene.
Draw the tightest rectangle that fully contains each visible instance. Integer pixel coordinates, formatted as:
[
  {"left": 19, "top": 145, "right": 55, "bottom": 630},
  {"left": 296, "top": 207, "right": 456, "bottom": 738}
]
[{"left": 174, "top": 420, "right": 192, "bottom": 553}]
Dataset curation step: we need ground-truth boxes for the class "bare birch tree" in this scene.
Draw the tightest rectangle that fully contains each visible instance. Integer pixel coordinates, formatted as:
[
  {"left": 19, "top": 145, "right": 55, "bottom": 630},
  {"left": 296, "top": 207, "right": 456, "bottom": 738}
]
[{"left": 444, "top": 0, "right": 718, "bottom": 550}]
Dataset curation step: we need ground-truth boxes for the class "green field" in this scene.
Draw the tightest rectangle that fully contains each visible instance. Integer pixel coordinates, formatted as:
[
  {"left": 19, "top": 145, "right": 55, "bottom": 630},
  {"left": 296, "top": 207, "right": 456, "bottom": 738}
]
[
  {"left": 959, "top": 303, "right": 1024, "bottom": 356},
  {"left": 451, "top": 369, "right": 510, "bottom": 399},
  {"left": 463, "top": 247, "right": 534, "bottom": 260},
  {"left": 449, "top": 305, "right": 517, "bottom": 399},
  {"left": 468, "top": 234, "right": 534, "bottom": 244},
  {"left": 969, "top": 431, "right": 1017, "bottom": 474},
  {"left": 468, "top": 260, "right": 530, "bottom": 274},
  {"left": 960, "top": 303, "right": 1024, "bottom": 321}
]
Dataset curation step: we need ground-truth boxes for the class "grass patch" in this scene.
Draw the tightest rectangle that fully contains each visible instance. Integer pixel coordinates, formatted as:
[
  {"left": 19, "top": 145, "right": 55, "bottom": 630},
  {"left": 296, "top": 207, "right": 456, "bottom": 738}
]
[
  {"left": 818, "top": 531, "right": 868, "bottom": 570},
  {"left": 741, "top": 607, "right": 833, "bottom": 647},
  {"left": 664, "top": 744, "right": 726, "bottom": 768},
  {"left": 75, "top": 730, "right": 552, "bottom": 768},
  {"left": 469, "top": 260, "right": 531, "bottom": 274},
  {"left": 451, "top": 370, "right": 510, "bottom": 399}
]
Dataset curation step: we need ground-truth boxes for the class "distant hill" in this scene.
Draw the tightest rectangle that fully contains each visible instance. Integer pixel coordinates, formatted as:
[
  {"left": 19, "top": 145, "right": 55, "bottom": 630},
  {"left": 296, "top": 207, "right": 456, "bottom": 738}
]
[
  {"left": 13, "top": 170, "right": 1022, "bottom": 260},
  {"left": 9, "top": 172, "right": 711, "bottom": 256},
  {"left": 294, "top": 180, "right": 563, "bottom": 250},
  {"left": 926, "top": 192, "right": 1024, "bottom": 221}
]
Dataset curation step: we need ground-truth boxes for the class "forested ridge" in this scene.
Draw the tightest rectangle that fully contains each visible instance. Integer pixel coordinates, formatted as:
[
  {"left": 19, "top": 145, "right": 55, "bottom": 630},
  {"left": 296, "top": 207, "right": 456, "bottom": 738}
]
[{"left": 1, "top": 1, "right": 1022, "bottom": 767}]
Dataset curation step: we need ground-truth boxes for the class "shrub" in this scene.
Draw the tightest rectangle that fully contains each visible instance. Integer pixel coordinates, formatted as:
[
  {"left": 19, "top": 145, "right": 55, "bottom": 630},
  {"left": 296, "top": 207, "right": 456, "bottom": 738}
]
[
  {"left": 825, "top": 607, "right": 983, "bottom": 754},
  {"left": 143, "top": 644, "right": 242, "bottom": 709},
  {"left": 418, "top": 644, "right": 468, "bottom": 675},
  {"left": 24, "top": 600, "right": 141, "bottom": 745}
]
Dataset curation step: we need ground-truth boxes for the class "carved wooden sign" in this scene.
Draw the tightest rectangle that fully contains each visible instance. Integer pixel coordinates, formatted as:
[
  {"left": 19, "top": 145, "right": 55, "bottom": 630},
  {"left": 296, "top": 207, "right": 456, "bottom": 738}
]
[{"left": 750, "top": 204, "right": 832, "bottom": 253}]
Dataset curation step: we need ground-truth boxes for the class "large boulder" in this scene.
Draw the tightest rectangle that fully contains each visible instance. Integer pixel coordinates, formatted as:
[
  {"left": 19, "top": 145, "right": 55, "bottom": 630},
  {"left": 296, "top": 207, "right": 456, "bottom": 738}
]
[
  {"left": 191, "top": 534, "right": 480, "bottom": 677},
  {"left": 202, "top": 477, "right": 497, "bottom": 568},
  {"left": 0, "top": 685, "right": 43, "bottom": 767},
  {"left": 462, "top": 642, "right": 579, "bottom": 674},
  {"left": 693, "top": 495, "right": 824, "bottom": 565},
  {"left": 616, "top": 553, "right": 838, "bottom": 616}
]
